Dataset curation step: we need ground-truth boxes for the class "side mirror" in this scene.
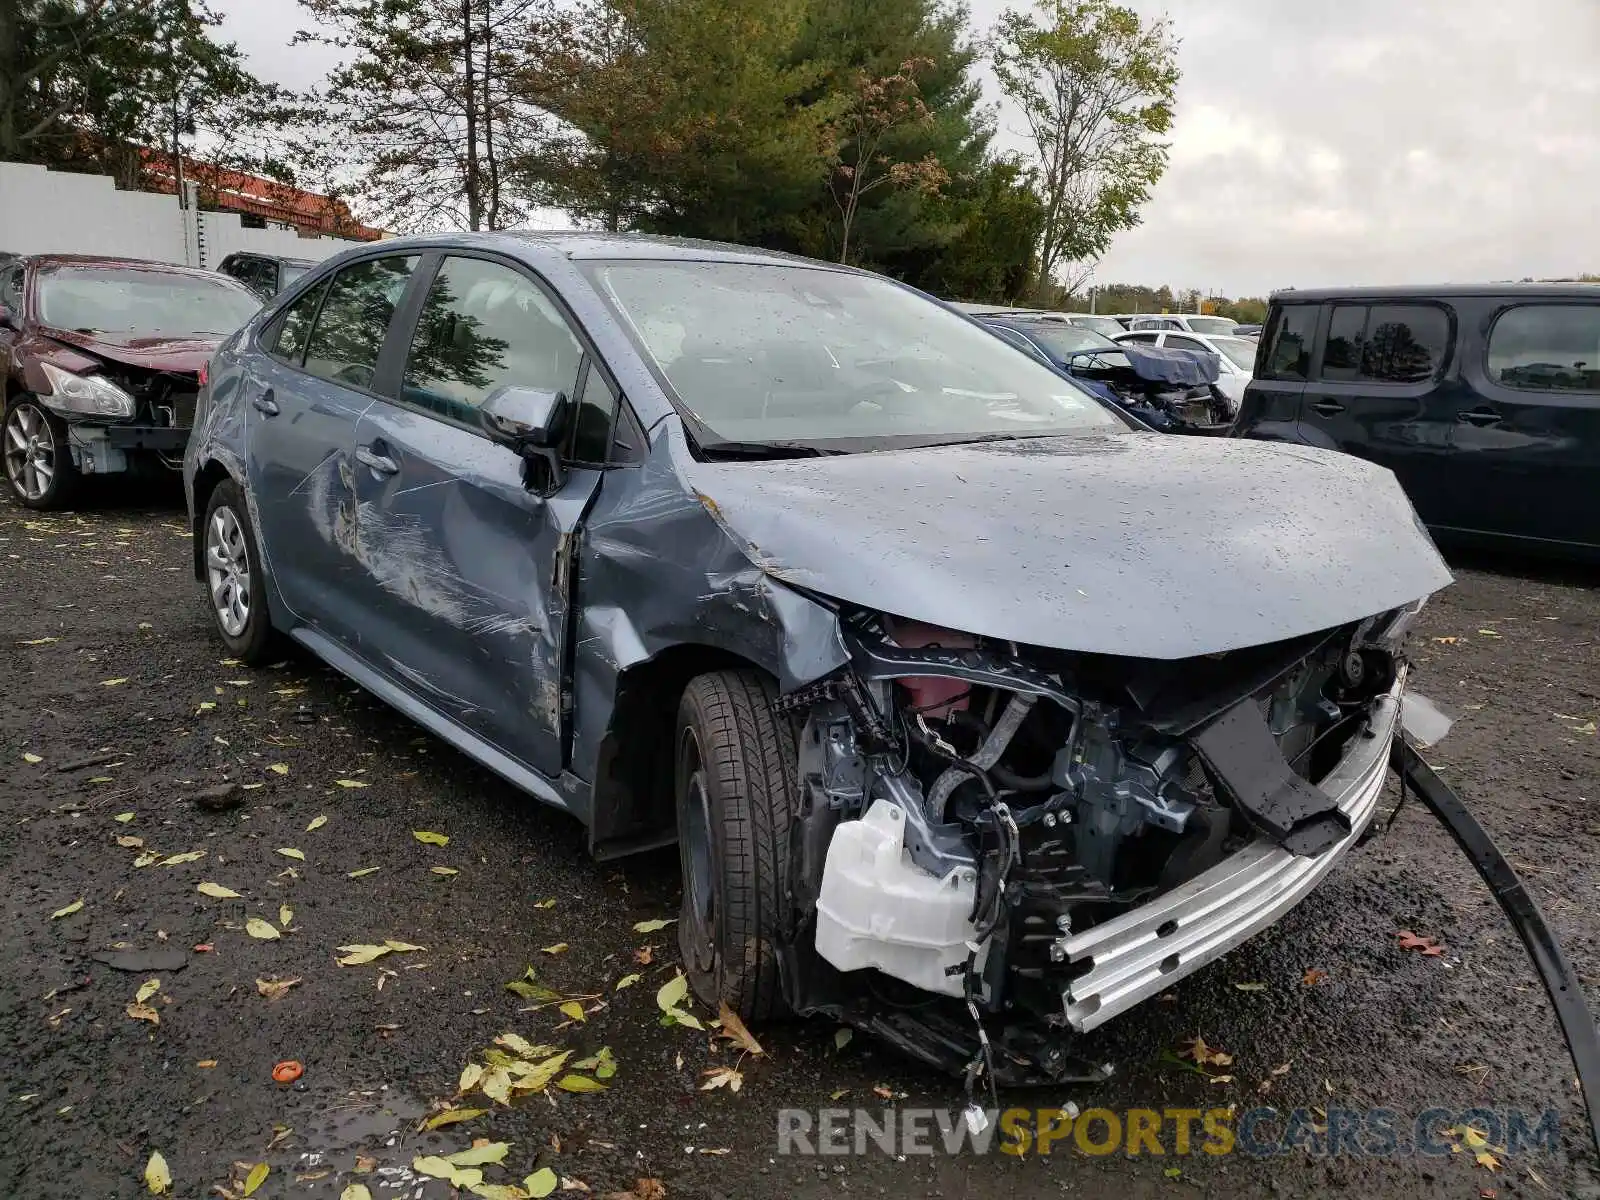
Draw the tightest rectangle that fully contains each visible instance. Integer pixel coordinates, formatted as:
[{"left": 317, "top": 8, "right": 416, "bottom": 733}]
[{"left": 480, "top": 385, "right": 567, "bottom": 451}]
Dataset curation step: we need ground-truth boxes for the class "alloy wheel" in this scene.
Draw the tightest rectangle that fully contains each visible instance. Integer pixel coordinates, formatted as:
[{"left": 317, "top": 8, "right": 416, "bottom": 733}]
[
  {"left": 206, "top": 505, "right": 252, "bottom": 638},
  {"left": 677, "top": 726, "right": 719, "bottom": 978},
  {"left": 3, "top": 403, "right": 55, "bottom": 502}
]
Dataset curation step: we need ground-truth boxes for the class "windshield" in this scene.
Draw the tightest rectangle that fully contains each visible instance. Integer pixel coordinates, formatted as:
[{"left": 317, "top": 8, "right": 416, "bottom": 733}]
[
  {"left": 589, "top": 261, "right": 1123, "bottom": 448},
  {"left": 1205, "top": 335, "right": 1258, "bottom": 371},
  {"left": 1067, "top": 315, "right": 1127, "bottom": 338},
  {"left": 1186, "top": 316, "right": 1238, "bottom": 336},
  {"left": 39, "top": 267, "right": 261, "bottom": 336},
  {"left": 1018, "top": 324, "right": 1124, "bottom": 360}
]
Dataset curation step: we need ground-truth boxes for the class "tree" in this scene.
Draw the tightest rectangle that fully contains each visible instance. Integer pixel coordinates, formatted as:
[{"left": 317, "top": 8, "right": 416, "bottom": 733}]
[
  {"left": 898, "top": 155, "right": 1044, "bottom": 303},
  {"left": 992, "top": 0, "right": 1179, "bottom": 292},
  {"left": 0, "top": 0, "right": 282, "bottom": 190},
  {"left": 297, "top": 0, "right": 555, "bottom": 231},
  {"left": 828, "top": 57, "right": 947, "bottom": 264},
  {"left": 514, "top": 0, "right": 834, "bottom": 242}
]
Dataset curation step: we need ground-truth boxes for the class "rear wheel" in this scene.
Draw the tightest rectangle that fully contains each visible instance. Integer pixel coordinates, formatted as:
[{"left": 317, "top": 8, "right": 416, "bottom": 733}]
[
  {"left": 202, "top": 479, "right": 277, "bottom": 664},
  {"left": 675, "top": 670, "right": 798, "bottom": 1023},
  {"left": 3, "top": 396, "right": 78, "bottom": 509}
]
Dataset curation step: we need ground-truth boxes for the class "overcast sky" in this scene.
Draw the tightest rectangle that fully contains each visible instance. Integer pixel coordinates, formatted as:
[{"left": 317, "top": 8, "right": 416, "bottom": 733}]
[{"left": 213, "top": 0, "right": 1599, "bottom": 297}]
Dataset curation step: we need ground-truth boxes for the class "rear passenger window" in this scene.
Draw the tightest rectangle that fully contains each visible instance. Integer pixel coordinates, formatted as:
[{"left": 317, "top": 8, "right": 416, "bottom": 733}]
[
  {"left": 1487, "top": 305, "right": 1600, "bottom": 393},
  {"left": 1321, "top": 305, "right": 1367, "bottom": 379},
  {"left": 1361, "top": 305, "right": 1449, "bottom": 383},
  {"left": 1260, "top": 304, "right": 1316, "bottom": 380},
  {"left": 302, "top": 255, "right": 419, "bottom": 390},
  {"left": 402, "top": 256, "right": 582, "bottom": 424},
  {"left": 267, "top": 280, "right": 326, "bottom": 365}
]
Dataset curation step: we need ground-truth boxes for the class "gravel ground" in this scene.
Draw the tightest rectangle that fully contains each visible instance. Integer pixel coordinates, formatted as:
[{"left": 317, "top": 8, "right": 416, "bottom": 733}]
[{"left": 1, "top": 480, "right": 1597, "bottom": 1200}]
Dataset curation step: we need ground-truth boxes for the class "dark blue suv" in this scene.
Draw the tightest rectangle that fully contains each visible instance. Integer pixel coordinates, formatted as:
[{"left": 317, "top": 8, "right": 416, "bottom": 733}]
[{"left": 1236, "top": 284, "right": 1600, "bottom": 560}]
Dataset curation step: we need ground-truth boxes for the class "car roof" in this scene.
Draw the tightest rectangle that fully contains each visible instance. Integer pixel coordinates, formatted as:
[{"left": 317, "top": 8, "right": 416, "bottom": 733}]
[
  {"left": 24, "top": 253, "right": 224, "bottom": 280},
  {"left": 1271, "top": 282, "right": 1600, "bottom": 303},
  {"left": 228, "top": 252, "right": 318, "bottom": 266},
  {"left": 368, "top": 229, "right": 830, "bottom": 269}
]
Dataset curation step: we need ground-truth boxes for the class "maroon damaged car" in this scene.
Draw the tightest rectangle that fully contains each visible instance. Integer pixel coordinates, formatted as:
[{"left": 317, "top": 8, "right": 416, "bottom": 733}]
[{"left": 0, "top": 254, "right": 261, "bottom": 508}]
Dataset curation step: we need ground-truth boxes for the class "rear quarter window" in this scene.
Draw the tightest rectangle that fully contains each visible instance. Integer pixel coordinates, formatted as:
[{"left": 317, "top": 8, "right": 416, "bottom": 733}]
[
  {"left": 1486, "top": 304, "right": 1600, "bottom": 393},
  {"left": 1259, "top": 304, "right": 1317, "bottom": 381}
]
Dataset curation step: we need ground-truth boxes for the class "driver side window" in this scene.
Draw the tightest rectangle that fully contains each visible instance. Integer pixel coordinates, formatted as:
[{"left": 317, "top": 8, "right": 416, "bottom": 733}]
[{"left": 302, "top": 255, "right": 418, "bottom": 391}]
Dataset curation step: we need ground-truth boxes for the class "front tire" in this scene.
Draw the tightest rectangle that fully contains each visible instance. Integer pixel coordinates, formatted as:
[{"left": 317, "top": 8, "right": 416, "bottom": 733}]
[
  {"left": 3, "top": 396, "right": 78, "bottom": 509},
  {"left": 675, "top": 670, "right": 798, "bottom": 1024},
  {"left": 201, "top": 479, "right": 276, "bottom": 664}
]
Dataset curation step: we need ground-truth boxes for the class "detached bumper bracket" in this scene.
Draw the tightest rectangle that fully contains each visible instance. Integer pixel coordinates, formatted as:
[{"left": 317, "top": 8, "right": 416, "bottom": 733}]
[
  {"left": 1193, "top": 698, "right": 1352, "bottom": 856},
  {"left": 1394, "top": 737, "right": 1600, "bottom": 1156}
]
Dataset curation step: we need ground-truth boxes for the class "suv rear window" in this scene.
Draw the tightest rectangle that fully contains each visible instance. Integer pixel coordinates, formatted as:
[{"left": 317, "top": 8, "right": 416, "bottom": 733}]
[
  {"left": 1487, "top": 304, "right": 1600, "bottom": 393},
  {"left": 1316, "top": 303, "right": 1449, "bottom": 384},
  {"left": 1260, "top": 304, "right": 1316, "bottom": 381}
]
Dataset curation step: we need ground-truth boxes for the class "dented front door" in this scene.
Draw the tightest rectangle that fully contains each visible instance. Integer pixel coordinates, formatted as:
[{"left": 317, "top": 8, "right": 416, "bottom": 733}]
[
  {"left": 344, "top": 397, "right": 599, "bottom": 773},
  {"left": 337, "top": 252, "right": 597, "bottom": 776}
]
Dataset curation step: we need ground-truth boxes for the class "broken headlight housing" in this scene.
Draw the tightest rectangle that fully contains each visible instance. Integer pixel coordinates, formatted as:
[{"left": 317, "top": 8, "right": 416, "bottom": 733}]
[{"left": 39, "top": 362, "right": 136, "bottom": 419}]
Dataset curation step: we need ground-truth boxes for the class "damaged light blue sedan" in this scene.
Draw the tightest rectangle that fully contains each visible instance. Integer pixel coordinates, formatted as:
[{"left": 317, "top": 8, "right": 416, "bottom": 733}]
[{"left": 183, "top": 233, "right": 1452, "bottom": 1086}]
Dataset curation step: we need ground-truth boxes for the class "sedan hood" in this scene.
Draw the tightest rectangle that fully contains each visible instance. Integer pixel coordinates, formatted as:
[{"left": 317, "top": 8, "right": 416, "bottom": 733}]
[
  {"left": 42, "top": 328, "right": 221, "bottom": 374},
  {"left": 679, "top": 431, "right": 1452, "bottom": 660}
]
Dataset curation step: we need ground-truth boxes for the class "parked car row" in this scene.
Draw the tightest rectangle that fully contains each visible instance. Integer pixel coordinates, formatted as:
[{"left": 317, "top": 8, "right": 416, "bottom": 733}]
[{"left": 0, "top": 233, "right": 1589, "bottom": 1092}]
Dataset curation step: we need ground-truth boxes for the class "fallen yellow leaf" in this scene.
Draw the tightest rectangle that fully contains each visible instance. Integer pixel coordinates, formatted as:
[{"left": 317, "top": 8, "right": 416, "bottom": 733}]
[
  {"left": 135, "top": 978, "right": 161, "bottom": 1004},
  {"left": 242, "top": 1162, "right": 269, "bottom": 1197},
  {"left": 113, "top": 812, "right": 135, "bottom": 823},
  {"left": 540, "top": 943, "right": 569, "bottom": 955},
  {"left": 444, "top": 1142, "right": 509, "bottom": 1167},
  {"left": 559, "top": 1000, "right": 587, "bottom": 1023},
  {"left": 268, "top": 764, "right": 290, "bottom": 776},
  {"left": 334, "top": 779, "right": 369, "bottom": 788},
  {"left": 145, "top": 1150, "right": 171, "bottom": 1194},
  {"left": 556, "top": 1074, "right": 607, "bottom": 1093},
  {"left": 256, "top": 977, "right": 302, "bottom": 1001},
  {"left": 101, "top": 677, "right": 128, "bottom": 687},
  {"left": 420, "top": 1107, "right": 486, "bottom": 1131},
  {"left": 159, "top": 851, "right": 206, "bottom": 866},
  {"left": 126, "top": 1001, "right": 160, "bottom": 1025},
  {"left": 276, "top": 848, "right": 305, "bottom": 861},
  {"left": 341, "top": 1186, "right": 373, "bottom": 1200},
  {"left": 196, "top": 882, "right": 241, "bottom": 899},
  {"left": 22, "top": 751, "right": 43, "bottom": 764},
  {"left": 306, "top": 814, "right": 327, "bottom": 831},
  {"left": 245, "top": 917, "right": 282, "bottom": 940},
  {"left": 117, "top": 836, "right": 144, "bottom": 849},
  {"left": 51, "top": 898, "right": 84, "bottom": 920},
  {"left": 347, "top": 867, "right": 381, "bottom": 878},
  {"left": 279, "top": 904, "right": 294, "bottom": 928},
  {"left": 412, "top": 830, "right": 449, "bottom": 846},
  {"left": 430, "top": 866, "right": 459, "bottom": 876}
]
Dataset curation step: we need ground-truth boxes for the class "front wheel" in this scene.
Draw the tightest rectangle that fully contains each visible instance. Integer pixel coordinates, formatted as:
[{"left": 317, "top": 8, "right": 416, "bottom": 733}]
[
  {"left": 3, "top": 397, "right": 78, "bottom": 509},
  {"left": 675, "top": 670, "right": 798, "bottom": 1024},
  {"left": 201, "top": 479, "right": 277, "bottom": 664}
]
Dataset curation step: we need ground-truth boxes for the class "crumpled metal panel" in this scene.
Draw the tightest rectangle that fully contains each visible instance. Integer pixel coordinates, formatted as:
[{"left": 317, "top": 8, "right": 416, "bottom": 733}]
[
  {"left": 675, "top": 427, "right": 1453, "bottom": 660},
  {"left": 568, "top": 427, "right": 849, "bottom": 784}
]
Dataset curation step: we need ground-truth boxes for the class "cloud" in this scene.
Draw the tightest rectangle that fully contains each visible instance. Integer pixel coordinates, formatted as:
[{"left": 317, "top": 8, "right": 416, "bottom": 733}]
[
  {"left": 972, "top": 0, "right": 1600, "bottom": 295},
  {"left": 217, "top": 0, "right": 1600, "bottom": 294}
]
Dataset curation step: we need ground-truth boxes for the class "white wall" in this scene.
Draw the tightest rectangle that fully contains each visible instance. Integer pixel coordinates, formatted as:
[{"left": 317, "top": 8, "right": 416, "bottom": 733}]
[{"left": 0, "top": 161, "right": 367, "bottom": 268}]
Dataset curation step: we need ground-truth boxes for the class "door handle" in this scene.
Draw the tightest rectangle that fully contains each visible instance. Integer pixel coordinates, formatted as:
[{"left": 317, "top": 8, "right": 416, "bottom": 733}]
[
  {"left": 251, "top": 389, "right": 279, "bottom": 417},
  {"left": 355, "top": 444, "right": 398, "bottom": 476},
  {"left": 1309, "top": 400, "right": 1345, "bottom": 417},
  {"left": 1458, "top": 407, "right": 1503, "bottom": 427}
]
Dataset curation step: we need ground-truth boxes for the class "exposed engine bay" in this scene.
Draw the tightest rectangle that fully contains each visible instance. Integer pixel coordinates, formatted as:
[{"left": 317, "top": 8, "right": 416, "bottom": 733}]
[
  {"left": 1068, "top": 342, "right": 1235, "bottom": 434},
  {"left": 774, "top": 606, "right": 1414, "bottom": 1089}
]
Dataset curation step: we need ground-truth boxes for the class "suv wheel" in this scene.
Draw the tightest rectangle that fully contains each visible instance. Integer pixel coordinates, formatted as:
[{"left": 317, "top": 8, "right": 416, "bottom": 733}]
[
  {"left": 3, "top": 396, "right": 78, "bottom": 509},
  {"left": 202, "top": 480, "right": 276, "bottom": 663},
  {"left": 675, "top": 670, "right": 797, "bottom": 1024}
]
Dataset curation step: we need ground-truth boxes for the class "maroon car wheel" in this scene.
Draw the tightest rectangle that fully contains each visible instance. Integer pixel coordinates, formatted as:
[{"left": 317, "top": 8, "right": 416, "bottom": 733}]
[{"left": 2, "top": 397, "right": 77, "bottom": 510}]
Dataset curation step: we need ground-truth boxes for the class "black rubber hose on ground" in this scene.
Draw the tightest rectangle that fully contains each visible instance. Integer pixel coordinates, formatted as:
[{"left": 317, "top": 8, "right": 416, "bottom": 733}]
[{"left": 1392, "top": 737, "right": 1600, "bottom": 1158}]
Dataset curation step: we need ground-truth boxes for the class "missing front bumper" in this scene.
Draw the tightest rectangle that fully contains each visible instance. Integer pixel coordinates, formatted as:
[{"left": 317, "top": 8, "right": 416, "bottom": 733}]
[{"left": 1058, "top": 678, "right": 1400, "bottom": 1031}]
